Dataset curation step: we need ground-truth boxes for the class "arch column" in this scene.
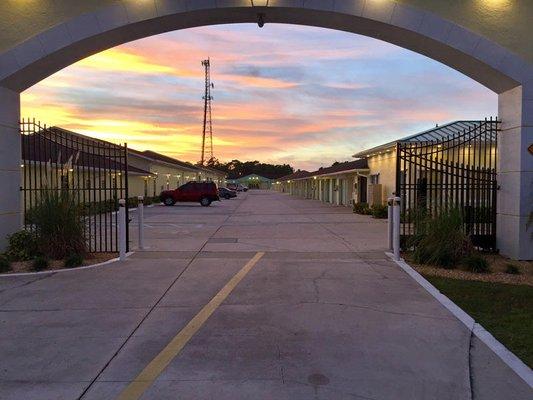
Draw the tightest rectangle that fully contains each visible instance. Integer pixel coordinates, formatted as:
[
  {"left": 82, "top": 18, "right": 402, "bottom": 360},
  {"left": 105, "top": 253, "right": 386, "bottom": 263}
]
[
  {"left": 497, "top": 85, "right": 533, "bottom": 260},
  {"left": 0, "top": 87, "right": 21, "bottom": 249}
]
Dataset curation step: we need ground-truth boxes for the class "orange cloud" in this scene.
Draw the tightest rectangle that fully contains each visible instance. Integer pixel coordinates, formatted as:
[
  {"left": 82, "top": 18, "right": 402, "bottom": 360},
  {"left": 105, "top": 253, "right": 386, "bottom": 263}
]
[{"left": 20, "top": 24, "right": 496, "bottom": 171}]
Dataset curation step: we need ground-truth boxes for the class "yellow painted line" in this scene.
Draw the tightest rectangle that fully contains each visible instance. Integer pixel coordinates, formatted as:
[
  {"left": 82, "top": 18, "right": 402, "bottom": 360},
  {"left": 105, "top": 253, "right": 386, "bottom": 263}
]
[{"left": 115, "top": 251, "right": 265, "bottom": 400}]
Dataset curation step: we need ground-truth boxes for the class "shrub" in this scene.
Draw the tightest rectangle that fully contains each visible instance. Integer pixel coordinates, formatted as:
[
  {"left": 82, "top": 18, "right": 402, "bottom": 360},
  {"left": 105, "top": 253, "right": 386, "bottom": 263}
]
[
  {"left": 32, "top": 256, "right": 49, "bottom": 272},
  {"left": 127, "top": 197, "right": 139, "bottom": 209},
  {"left": 411, "top": 208, "right": 472, "bottom": 269},
  {"left": 64, "top": 253, "right": 84, "bottom": 269},
  {"left": 31, "top": 189, "right": 87, "bottom": 259},
  {"left": 371, "top": 204, "right": 388, "bottom": 219},
  {"left": 505, "top": 264, "right": 521, "bottom": 275},
  {"left": 0, "top": 254, "right": 12, "bottom": 273},
  {"left": 462, "top": 254, "right": 490, "bottom": 273},
  {"left": 143, "top": 196, "right": 160, "bottom": 206},
  {"left": 79, "top": 199, "right": 118, "bottom": 216},
  {"left": 353, "top": 202, "right": 371, "bottom": 215},
  {"left": 5, "top": 230, "right": 39, "bottom": 261}
]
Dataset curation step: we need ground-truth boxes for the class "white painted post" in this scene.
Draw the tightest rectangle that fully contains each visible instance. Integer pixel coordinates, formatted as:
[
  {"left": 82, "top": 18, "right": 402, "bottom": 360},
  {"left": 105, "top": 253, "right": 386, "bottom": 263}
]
[
  {"left": 393, "top": 196, "right": 401, "bottom": 261},
  {"left": 387, "top": 197, "right": 394, "bottom": 251},
  {"left": 118, "top": 199, "right": 126, "bottom": 261},
  {"left": 137, "top": 196, "right": 144, "bottom": 250}
]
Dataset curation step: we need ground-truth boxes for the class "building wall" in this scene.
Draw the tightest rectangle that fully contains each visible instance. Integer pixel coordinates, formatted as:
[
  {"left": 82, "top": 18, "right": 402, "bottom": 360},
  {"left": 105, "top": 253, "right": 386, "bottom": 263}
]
[
  {"left": 128, "top": 175, "right": 147, "bottom": 198},
  {"left": 128, "top": 153, "right": 224, "bottom": 197},
  {"left": 20, "top": 164, "right": 147, "bottom": 210},
  {"left": 278, "top": 173, "right": 360, "bottom": 208},
  {"left": 361, "top": 143, "right": 498, "bottom": 206},
  {"left": 228, "top": 175, "right": 272, "bottom": 189},
  {"left": 365, "top": 151, "right": 398, "bottom": 205}
]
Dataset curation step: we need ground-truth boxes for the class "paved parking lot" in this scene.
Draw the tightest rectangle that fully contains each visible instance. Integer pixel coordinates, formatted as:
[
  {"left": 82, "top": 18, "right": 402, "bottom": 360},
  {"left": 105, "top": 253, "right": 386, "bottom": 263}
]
[{"left": 0, "top": 191, "right": 529, "bottom": 399}]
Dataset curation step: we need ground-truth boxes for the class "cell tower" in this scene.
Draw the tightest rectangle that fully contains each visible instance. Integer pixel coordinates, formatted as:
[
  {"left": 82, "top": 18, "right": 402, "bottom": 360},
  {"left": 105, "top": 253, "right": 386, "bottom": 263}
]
[{"left": 200, "top": 58, "right": 215, "bottom": 165}]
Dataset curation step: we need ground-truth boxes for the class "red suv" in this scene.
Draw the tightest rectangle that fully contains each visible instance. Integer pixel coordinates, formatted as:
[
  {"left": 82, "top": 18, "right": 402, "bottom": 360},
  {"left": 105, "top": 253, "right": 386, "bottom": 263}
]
[{"left": 160, "top": 181, "right": 220, "bottom": 207}]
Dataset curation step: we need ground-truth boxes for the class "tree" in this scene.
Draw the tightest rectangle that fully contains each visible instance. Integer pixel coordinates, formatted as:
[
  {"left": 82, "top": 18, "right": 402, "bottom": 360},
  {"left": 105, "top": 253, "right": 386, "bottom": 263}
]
[{"left": 207, "top": 159, "right": 294, "bottom": 179}]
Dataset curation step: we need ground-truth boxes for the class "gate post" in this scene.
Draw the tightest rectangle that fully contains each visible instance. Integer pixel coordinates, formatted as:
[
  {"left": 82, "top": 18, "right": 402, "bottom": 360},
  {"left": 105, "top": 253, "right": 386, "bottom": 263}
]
[
  {"left": 118, "top": 199, "right": 127, "bottom": 261},
  {"left": 0, "top": 87, "right": 21, "bottom": 250},
  {"left": 137, "top": 196, "right": 144, "bottom": 250},
  {"left": 387, "top": 197, "right": 394, "bottom": 251},
  {"left": 497, "top": 85, "right": 533, "bottom": 260},
  {"left": 393, "top": 196, "right": 401, "bottom": 261}
]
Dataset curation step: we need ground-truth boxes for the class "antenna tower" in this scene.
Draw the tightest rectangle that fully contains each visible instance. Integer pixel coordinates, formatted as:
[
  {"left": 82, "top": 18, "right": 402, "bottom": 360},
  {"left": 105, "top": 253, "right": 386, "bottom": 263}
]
[{"left": 200, "top": 58, "right": 214, "bottom": 165}]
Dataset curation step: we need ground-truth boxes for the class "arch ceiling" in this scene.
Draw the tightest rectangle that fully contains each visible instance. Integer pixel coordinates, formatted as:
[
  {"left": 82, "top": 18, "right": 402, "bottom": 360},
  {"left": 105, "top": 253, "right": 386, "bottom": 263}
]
[{"left": 0, "top": 1, "right": 531, "bottom": 93}]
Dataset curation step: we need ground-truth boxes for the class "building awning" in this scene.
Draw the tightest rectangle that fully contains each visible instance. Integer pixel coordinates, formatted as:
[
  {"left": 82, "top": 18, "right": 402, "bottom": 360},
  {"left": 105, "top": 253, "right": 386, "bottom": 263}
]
[{"left": 352, "top": 120, "right": 487, "bottom": 158}]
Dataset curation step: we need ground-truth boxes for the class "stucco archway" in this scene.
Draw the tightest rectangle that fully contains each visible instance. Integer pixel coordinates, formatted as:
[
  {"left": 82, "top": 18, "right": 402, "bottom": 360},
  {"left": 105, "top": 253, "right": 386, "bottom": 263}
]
[{"left": 0, "top": 1, "right": 531, "bottom": 258}]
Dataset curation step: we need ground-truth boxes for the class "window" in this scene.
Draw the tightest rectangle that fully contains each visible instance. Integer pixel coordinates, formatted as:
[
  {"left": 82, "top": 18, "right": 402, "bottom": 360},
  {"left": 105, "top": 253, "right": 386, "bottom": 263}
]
[
  {"left": 370, "top": 174, "right": 380, "bottom": 184},
  {"left": 180, "top": 182, "right": 193, "bottom": 192}
]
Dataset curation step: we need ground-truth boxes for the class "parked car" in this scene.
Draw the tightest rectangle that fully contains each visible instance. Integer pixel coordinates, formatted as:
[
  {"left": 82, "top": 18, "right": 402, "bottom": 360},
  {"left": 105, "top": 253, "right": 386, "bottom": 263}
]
[
  {"left": 219, "top": 187, "right": 237, "bottom": 200},
  {"left": 160, "top": 181, "right": 219, "bottom": 207},
  {"left": 226, "top": 183, "right": 248, "bottom": 192}
]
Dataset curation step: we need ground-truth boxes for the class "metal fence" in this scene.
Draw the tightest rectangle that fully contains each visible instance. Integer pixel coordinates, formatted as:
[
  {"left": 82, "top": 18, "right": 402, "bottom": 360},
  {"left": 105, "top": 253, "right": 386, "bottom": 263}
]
[
  {"left": 396, "top": 118, "right": 499, "bottom": 251},
  {"left": 20, "top": 119, "right": 129, "bottom": 253}
]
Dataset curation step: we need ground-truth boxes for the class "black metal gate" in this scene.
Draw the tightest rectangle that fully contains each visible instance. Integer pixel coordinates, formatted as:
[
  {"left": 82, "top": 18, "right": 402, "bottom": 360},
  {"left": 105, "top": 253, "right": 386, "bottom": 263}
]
[
  {"left": 396, "top": 118, "right": 499, "bottom": 251},
  {"left": 20, "top": 119, "right": 129, "bottom": 253}
]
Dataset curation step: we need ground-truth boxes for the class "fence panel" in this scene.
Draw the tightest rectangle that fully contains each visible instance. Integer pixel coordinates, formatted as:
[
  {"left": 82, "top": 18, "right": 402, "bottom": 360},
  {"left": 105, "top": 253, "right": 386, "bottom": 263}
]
[
  {"left": 20, "top": 119, "right": 129, "bottom": 253},
  {"left": 396, "top": 118, "right": 499, "bottom": 251}
]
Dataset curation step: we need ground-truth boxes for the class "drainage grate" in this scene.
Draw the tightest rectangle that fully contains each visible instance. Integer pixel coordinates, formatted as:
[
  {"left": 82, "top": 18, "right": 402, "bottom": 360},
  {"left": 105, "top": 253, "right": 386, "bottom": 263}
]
[{"left": 207, "top": 238, "right": 238, "bottom": 243}]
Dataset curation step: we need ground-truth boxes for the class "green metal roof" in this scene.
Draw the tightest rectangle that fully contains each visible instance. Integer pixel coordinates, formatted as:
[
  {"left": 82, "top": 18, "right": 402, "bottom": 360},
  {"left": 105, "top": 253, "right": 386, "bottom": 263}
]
[{"left": 228, "top": 174, "right": 273, "bottom": 183}]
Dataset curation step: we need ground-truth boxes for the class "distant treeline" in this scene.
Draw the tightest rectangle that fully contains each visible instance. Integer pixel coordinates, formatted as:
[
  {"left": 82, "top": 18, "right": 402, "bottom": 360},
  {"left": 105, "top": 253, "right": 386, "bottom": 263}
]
[{"left": 204, "top": 159, "right": 294, "bottom": 180}]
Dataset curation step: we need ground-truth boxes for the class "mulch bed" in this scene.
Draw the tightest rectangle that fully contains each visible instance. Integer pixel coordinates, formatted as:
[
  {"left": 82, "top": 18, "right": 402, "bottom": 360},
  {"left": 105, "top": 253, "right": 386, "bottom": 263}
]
[
  {"left": 407, "top": 253, "right": 533, "bottom": 286},
  {"left": 5, "top": 253, "right": 117, "bottom": 274}
]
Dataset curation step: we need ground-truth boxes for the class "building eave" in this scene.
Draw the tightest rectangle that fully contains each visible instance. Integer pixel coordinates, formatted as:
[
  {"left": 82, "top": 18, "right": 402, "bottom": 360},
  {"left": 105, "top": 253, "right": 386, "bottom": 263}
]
[
  {"left": 352, "top": 120, "right": 486, "bottom": 159},
  {"left": 314, "top": 168, "right": 371, "bottom": 178}
]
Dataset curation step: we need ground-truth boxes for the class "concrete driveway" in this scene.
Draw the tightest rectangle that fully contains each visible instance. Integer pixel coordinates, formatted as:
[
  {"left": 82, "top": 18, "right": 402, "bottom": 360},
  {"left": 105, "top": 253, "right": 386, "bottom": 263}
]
[{"left": 0, "top": 191, "right": 530, "bottom": 399}]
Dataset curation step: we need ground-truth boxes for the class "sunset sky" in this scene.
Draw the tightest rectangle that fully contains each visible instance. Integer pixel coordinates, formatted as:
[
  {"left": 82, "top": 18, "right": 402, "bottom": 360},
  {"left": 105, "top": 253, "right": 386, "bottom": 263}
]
[{"left": 21, "top": 23, "right": 497, "bottom": 171}]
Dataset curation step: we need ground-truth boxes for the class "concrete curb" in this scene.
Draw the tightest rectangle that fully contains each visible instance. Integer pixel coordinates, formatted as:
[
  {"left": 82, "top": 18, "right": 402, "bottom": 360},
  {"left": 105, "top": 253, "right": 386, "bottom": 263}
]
[
  {"left": 0, "top": 252, "right": 135, "bottom": 278},
  {"left": 386, "top": 252, "right": 533, "bottom": 388}
]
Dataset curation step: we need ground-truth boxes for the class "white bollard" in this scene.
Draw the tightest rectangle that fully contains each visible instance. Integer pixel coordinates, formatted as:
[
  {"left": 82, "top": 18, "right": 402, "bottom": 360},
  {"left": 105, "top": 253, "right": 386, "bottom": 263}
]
[
  {"left": 387, "top": 197, "right": 394, "bottom": 251},
  {"left": 393, "top": 196, "right": 401, "bottom": 261},
  {"left": 118, "top": 199, "right": 126, "bottom": 261},
  {"left": 137, "top": 196, "right": 144, "bottom": 250}
]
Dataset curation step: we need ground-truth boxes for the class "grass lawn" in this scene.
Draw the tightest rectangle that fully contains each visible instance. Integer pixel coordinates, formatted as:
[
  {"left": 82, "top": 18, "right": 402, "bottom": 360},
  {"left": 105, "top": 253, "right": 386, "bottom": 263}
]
[{"left": 423, "top": 275, "right": 533, "bottom": 368}]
